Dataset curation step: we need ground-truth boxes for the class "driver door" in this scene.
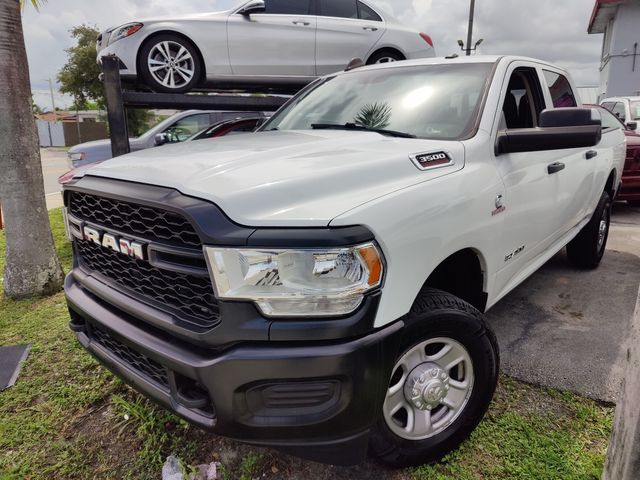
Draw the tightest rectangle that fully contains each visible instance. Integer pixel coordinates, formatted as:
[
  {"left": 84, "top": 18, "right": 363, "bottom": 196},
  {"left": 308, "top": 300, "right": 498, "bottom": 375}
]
[{"left": 227, "top": 0, "right": 317, "bottom": 76}]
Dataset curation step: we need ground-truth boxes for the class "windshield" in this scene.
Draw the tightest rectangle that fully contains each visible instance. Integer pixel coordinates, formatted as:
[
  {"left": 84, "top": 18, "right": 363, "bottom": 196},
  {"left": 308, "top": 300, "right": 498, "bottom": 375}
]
[
  {"left": 264, "top": 63, "right": 494, "bottom": 140},
  {"left": 631, "top": 101, "right": 640, "bottom": 120}
]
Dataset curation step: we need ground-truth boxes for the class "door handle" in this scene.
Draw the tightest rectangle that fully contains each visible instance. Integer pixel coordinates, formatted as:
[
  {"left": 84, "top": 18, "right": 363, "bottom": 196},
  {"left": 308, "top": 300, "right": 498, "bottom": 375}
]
[
  {"left": 586, "top": 150, "right": 598, "bottom": 159},
  {"left": 547, "top": 162, "right": 566, "bottom": 174},
  {"left": 292, "top": 20, "right": 310, "bottom": 25},
  {"left": 363, "top": 26, "right": 379, "bottom": 31}
]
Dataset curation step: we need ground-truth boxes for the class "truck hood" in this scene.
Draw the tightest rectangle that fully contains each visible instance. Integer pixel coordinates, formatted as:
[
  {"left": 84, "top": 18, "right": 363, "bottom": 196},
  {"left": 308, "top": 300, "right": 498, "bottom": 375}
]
[{"left": 84, "top": 130, "right": 465, "bottom": 227}]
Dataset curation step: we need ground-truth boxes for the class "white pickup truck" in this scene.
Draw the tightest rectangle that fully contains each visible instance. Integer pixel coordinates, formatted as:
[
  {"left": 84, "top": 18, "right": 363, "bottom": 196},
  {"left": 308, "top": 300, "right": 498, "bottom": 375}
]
[{"left": 63, "top": 55, "right": 626, "bottom": 467}]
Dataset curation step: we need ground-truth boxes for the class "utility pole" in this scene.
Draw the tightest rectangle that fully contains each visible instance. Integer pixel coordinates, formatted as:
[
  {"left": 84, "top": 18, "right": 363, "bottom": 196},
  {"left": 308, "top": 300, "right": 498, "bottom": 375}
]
[
  {"left": 466, "top": 0, "right": 476, "bottom": 56},
  {"left": 47, "top": 78, "right": 56, "bottom": 120}
]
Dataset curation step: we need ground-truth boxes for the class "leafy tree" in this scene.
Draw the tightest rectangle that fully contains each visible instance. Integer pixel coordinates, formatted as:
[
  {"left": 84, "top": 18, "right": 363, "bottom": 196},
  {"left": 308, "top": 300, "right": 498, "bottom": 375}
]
[
  {"left": 0, "top": 0, "right": 64, "bottom": 298},
  {"left": 32, "top": 96, "right": 43, "bottom": 114},
  {"left": 58, "top": 24, "right": 152, "bottom": 136}
]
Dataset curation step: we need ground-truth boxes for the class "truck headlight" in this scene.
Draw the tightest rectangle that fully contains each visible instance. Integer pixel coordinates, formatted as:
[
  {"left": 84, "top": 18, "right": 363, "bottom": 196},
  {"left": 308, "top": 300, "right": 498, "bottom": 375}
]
[
  {"left": 109, "top": 23, "right": 143, "bottom": 45},
  {"left": 204, "top": 243, "right": 383, "bottom": 317}
]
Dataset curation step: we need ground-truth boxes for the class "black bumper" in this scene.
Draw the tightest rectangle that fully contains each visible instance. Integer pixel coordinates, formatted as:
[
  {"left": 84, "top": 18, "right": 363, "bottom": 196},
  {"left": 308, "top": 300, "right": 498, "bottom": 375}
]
[{"left": 66, "top": 274, "right": 402, "bottom": 465}]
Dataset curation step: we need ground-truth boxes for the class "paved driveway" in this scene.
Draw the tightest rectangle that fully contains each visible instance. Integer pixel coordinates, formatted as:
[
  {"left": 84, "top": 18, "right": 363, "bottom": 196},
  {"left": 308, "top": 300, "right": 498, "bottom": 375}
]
[
  {"left": 489, "top": 204, "right": 640, "bottom": 403},
  {"left": 41, "top": 148, "right": 68, "bottom": 210}
]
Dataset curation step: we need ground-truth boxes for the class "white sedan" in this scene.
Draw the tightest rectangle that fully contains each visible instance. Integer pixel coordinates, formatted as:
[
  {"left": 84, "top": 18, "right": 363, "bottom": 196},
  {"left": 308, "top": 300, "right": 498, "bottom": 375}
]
[{"left": 97, "top": 0, "right": 435, "bottom": 93}]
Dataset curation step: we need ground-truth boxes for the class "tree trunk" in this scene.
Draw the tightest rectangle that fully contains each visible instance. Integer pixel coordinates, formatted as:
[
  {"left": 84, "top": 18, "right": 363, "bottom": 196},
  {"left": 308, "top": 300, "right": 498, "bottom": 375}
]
[
  {"left": 603, "top": 291, "right": 640, "bottom": 480},
  {"left": 0, "top": 0, "right": 64, "bottom": 298}
]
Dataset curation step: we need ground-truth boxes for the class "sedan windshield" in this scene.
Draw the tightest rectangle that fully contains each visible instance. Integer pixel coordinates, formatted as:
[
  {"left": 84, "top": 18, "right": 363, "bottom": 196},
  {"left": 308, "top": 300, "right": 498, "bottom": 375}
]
[{"left": 264, "top": 63, "right": 494, "bottom": 140}]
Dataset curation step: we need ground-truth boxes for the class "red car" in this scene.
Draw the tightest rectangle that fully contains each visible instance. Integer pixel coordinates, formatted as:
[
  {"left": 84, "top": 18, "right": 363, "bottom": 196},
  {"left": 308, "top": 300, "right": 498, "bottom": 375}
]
[{"left": 589, "top": 105, "right": 640, "bottom": 205}]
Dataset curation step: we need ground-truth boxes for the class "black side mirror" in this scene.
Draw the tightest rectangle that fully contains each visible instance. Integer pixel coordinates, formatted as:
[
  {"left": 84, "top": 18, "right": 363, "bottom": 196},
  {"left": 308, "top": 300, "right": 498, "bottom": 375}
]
[
  {"left": 239, "top": 0, "right": 265, "bottom": 16},
  {"left": 154, "top": 133, "right": 169, "bottom": 146},
  {"left": 626, "top": 121, "right": 638, "bottom": 131},
  {"left": 496, "top": 107, "right": 602, "bottom": 155}
]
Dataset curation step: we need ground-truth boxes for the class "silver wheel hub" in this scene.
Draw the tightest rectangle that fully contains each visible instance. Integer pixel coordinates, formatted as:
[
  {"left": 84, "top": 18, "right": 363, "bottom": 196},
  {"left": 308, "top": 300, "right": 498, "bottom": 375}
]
[
  {"left": 383, "top": 337, "right": 474, "bottom": 440},
  {"left": 147, "top": 40, "right": 195, "bottom": 89},
  {"left": 405, "top": 364, "right": 450, "bottom": 410},
  {"left": 598, "top": 213, "right": 608, "bottom": 251}
]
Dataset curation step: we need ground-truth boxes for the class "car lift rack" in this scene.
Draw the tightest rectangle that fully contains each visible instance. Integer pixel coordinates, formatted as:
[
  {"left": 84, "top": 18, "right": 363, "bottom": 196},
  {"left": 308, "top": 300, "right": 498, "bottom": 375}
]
[{"left": 101, "top": 55, "right": 290, "bottom": 158}]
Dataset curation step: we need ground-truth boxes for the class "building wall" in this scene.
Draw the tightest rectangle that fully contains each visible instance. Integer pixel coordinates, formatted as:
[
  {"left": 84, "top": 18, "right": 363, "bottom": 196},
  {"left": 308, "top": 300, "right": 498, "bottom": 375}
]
[{"left": 600, "top": 2, "right": 640, "bottom": 98}]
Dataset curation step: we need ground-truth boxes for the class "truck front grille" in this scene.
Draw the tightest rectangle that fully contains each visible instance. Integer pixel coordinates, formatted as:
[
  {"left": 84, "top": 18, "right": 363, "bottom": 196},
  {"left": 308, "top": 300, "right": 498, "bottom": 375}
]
[
  {"left": 69, "top": 190, "right": 220, "bottom": 330},
  {"left": 69, "top": 191, "right": 202, "bottom": 248},
  {"left": 91, "top": 324, "right": 170, "bottom": 390}
]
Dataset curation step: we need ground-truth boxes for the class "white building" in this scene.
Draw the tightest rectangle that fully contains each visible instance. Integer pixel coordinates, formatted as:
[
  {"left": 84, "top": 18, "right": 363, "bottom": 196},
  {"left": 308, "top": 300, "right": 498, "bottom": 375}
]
[{"left": 588, "top": 0, "right": 640, "bottom": 99}]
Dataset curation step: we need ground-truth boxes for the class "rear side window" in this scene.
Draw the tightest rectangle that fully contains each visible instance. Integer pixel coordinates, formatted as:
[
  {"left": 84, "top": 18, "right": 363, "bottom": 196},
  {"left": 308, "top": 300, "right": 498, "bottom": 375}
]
[
  {"left": 319, "top": 0, "right": 358, "bottom": 18},
  {"left": 543, "top": 70, "right": 577, "bottom": 108},
  {"left": 358, "top": 1, "right": 382, "bottom": 21},
  {"left": 264, "top": 0, "right": 311, "bottom": 15}
]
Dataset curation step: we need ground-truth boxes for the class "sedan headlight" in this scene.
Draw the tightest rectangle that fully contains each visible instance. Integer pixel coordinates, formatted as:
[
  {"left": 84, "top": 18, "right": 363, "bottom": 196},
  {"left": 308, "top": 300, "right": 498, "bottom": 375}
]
[
  {"left": 109, "top": 23, "right": 143, "bottom": 45},
  {"left": 205, "top": 243, "right": 383, "bottom": 317}
]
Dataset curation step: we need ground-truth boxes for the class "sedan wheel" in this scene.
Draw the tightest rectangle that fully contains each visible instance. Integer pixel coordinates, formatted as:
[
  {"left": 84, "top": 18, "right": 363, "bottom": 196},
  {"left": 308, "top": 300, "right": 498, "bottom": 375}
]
[{"left": 140, "top": 35, "right": 202, "bottom": 93}]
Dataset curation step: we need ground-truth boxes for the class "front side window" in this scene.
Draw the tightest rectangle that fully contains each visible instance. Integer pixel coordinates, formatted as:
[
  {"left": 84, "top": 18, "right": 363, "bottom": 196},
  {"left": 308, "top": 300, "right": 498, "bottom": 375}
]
[
  {"left": 264, "top": 63, "right": 494, "bottom": 140},
  {"left": 264, "top": 0, "right": 311, "bottom": 15},
  {"left": 319, "top": 0, "right": 357, "bottom": 18},
  {"left": 599, "top": 107, "right": 624, "bottom": 131},
  {"left": 358, "top": 1, "right": 382, "bottom": 21},
  {"left": 543, "top": 70, "right": 577, "bottom": 108},
  {"left": 611, "top": 102, "right": 626, "bottom": 120},
  {"left": 631, "top": 101, "right": 640, "bottom": 120},
  {"left": 164, "top": 114, "right": 211, "bottom": 142}
]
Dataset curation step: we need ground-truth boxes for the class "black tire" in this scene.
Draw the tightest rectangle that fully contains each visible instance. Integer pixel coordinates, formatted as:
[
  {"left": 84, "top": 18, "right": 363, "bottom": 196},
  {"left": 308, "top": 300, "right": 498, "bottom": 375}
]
[
  {"left": 139, "top": 34, "right": 202, "bottom": 93},
  {"left": 566, "top": 191, "right": 611, "bottom": 269},
  {"left": 367, "top": 49, "right": 405, "bottom": 65},
  {"left": 370, "top": 288, "right": 499, "bottom": 468}
]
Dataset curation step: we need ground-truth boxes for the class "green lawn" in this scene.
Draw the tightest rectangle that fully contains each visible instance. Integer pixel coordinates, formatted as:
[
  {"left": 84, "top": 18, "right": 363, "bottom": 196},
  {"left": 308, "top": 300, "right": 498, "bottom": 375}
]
[{"left": 0, "top": 209, "right": 613, "bottom": 479}]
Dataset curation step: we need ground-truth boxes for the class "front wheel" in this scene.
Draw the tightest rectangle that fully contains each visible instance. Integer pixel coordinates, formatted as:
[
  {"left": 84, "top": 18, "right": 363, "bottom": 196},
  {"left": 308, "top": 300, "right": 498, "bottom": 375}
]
[
  {"left": 370, "top": 289, "right": 499, "bottom": 468},
  {"left": 139, "top": 34, "right": 202, "bottom": 93},
  {"left": 566, "top": 191, "right": 611, "bottom": 269}
]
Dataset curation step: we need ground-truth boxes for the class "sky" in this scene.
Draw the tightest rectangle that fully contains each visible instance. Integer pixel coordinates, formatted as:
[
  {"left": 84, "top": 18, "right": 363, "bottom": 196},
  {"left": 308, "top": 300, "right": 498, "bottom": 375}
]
[{"left": 22, "top": 0, "right": 604, "bottom": 110}]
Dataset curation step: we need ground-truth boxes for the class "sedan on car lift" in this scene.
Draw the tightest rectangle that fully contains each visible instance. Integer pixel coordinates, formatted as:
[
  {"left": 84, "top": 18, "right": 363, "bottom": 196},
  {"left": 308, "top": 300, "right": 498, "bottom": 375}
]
[{"left": 96, "top": 0, "right": 435, "bottom": 93}]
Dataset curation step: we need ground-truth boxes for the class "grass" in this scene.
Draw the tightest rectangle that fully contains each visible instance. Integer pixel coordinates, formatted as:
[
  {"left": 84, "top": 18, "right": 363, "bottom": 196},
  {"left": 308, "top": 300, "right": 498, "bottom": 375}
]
[{"left": 0, "top": 209, "right": 614, "bottom": 479}]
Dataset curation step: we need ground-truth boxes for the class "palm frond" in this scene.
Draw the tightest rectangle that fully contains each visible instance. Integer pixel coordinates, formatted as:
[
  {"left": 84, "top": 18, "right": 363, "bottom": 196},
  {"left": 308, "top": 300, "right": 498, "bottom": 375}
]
[
  {"left": 20, "top": 0, "right": 46, "bottom": 11},
  {"left": 354, "top": 102, "right": 392, "bottom": 129}
]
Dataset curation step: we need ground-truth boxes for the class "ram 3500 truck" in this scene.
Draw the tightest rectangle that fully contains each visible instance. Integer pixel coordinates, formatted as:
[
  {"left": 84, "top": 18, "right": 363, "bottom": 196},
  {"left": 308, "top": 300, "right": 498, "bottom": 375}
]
[{"left": 63, "top": 56, "right": 626, "bottom": 467}]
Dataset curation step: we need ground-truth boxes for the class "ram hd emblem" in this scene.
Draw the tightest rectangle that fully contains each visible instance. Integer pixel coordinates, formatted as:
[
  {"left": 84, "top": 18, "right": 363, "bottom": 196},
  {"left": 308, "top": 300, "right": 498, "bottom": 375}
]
[
  {"left": 82, "top": 226, "right": 145, "bottom": 261},
  {"left": 410, "top": 151, "right": 453, "bottom": 171}
]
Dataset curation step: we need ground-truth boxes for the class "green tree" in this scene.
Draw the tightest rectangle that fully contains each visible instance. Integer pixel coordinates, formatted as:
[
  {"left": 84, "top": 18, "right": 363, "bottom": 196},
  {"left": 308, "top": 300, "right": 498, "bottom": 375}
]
[
  {"left": 354, "top": 102, "right": 392, "bottom": 129},
  {"left": 58, "top": 24, "right": 152, "bottom": 136},
  {"left": 0, "top": 0, "right": 64, "bottom": 298}
]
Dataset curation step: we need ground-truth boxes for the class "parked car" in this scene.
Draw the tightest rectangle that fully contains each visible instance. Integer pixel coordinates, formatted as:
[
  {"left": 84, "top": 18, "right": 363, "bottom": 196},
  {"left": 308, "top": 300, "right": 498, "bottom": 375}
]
[
  {"left": 62, "top": 56, "right": 624, "bottom": 467},
  {"left": 185, "top": 116, "right": 267, "bottom": 142},
  {"left": 600, "top": 96, "right": 640, "bottom": 133},
  {"left": 67, "top": 110, "right": 259, "bottom": 169},
  {"left": 588, "top": 105, "right": 640, "bottom": 205},
  {"left": 96, "top": 0, "right": 435, "bottom": 94},
  {"left": 60, "top": 116, "right": 267, "bottom": 184}
]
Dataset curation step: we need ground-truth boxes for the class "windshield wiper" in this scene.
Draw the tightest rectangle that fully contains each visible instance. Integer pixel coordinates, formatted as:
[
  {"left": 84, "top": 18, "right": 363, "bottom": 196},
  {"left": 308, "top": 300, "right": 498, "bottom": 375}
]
[{"left": 311, "top": 122, "right": 416, "bottom": 139}]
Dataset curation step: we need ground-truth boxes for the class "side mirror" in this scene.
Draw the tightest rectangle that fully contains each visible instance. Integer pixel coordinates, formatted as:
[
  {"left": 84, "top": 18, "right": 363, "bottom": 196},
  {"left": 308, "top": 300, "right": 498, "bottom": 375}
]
[
  {"left": 238, "top": 0, "right": 265, "bottom": 16},
  {"left": 496, "top": 107, "right": 602, "bottom": 155},
  {"left": 154, "top": 133, "right": 168, "bottom": 146},
  {"left": 626, "top": 121, "right": 638, "bottom": 131}
]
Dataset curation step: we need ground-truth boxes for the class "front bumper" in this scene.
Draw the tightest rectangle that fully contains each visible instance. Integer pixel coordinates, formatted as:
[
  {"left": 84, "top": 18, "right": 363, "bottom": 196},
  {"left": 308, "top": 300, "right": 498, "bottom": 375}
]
[{"left": 65, "top": 273, "right": 402, "bottom": 465}]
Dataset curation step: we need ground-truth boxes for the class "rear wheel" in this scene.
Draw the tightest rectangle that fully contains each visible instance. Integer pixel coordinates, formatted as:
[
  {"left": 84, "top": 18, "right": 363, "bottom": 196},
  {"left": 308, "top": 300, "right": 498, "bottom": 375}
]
[
  {"left": 566, "top": 191, "right": 611, "bottom": 269},
  {"left": 367, "top": 50, "right": 405, "bottom": 65},
  {"left": 370, "top": 289, "right": 499, "bottom": 468},
  {"left": 139, "top": 34, "right": 202, "bottom": 93}
]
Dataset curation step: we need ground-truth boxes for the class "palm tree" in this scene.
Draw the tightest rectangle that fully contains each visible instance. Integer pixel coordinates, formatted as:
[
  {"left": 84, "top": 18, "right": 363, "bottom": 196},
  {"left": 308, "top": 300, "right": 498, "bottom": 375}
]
[
  {"left": 354, "top": 102, "right": 392, "bottom": 129},
  {"left": 0, "top": 0, "right": 63, "bottom": 298}
]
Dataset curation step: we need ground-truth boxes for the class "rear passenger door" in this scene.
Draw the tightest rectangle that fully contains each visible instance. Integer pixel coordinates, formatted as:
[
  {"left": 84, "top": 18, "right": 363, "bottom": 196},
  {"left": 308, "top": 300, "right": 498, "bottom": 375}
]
[
  {"left": 541, "top": 69, "right": 596, "bottom": 234},
  {"left": 315, "top": 0, "right": 386, "bottom": 75}
]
